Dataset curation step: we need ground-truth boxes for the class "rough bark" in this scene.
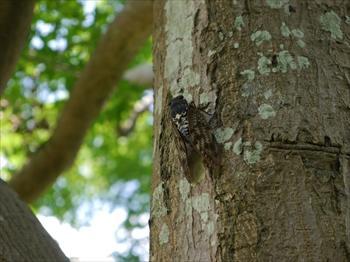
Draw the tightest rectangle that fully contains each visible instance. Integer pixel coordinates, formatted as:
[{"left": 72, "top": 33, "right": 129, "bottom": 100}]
[
  {"left": 0, "top": 179, "right": 68, "bottom": 261},
  {"left": 151, "top": 0, "right": 350, "bottom": 261},
  {"left": 9, "top": 0, "right": 153, "bottom": 203},
  {"left": 0, "top": 0, "right": 35, "bottom": 94}
]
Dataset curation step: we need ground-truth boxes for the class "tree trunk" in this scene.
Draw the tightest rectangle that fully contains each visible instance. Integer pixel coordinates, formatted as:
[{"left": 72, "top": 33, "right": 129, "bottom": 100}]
[
  {"left": 0, "top": 0, "right": 35, "bottom": 95},
  {"left": 151, "top": 0, "right": 350, "bottom": 261},
  {"left": 0, "top": 180, "right": 68, "bottom": 261}
]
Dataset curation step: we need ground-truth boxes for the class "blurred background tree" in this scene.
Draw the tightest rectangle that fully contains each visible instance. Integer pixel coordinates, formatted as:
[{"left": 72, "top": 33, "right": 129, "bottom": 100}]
[{"left": 0, "top": 0, "right": 153, "bottom": 260}]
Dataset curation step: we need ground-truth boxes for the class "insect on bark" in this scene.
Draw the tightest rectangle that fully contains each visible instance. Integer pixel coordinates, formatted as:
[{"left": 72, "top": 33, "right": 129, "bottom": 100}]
[{"left": 169, "top": 95, "right": 219, "bottom": 183}]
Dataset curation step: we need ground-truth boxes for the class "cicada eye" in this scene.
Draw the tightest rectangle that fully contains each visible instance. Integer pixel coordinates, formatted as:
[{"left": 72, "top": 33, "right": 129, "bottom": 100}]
[
  {"left": 170, "top": 110, "right": 177, "bottom": 118},
  {"left": 176, "top": 95, "right": 184, "bottom": 100}
]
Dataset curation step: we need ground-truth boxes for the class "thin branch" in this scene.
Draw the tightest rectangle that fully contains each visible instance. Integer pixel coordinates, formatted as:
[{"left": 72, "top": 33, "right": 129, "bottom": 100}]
[
  {"left": 0, "top": 0, "right": 36, "bottom": 94},
  {"left": 117, "top": 94, "right": 153, "bottom": 137},
  {"left": 9, "top": 0, "right": 154, "bottom": 203},
  {"left": 123, "top": 63, "right": 154, "bottom": 87}
]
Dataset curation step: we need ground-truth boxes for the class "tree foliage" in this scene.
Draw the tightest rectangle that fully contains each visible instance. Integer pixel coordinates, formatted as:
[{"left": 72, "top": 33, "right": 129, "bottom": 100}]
[{"left": 1, "top": 1, "right": 152, "bottom": 253}]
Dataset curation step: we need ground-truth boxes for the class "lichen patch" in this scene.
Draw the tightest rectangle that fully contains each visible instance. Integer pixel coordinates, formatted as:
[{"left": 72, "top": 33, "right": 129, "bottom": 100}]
[
  {"left": 297, "top": 56, "right": 310, "bottom": 70},
  {"left": 258, "top": 104, "right": 276, "bottom": 119},
  {"left": 251, "top": 30, "right": 272, "bottom": 46},
  {"left": 151, "top": 183, "right": 168, "bottom": 218},
  {"left": 257, "top": 55, "right": 271, "bottom": 75},
  {"left": 192, "top": 193, "right": 210, "bottom": 223},
  {"left": 320, "top": 11, "right": 343, "bottom": 40},
  {"left": 266, "top": 0, "right": 289, "bottom": 9},
  {"left": 164, "top": 1, "right": 200, "bottom": 96},
  {"left": 214, "top": 127, "right": 234, "bottom": 144},
  {"left": 178, "top": 179, "right": 190, "bottom": 202},
  {"left": 159, "top": 223, "right": 169, "bottom": 245},
  {"left": 234, "top": 16, "right": 245, "bottom": 31},
  {"left": 240, "top": 69, "right": 255, "bottom": 81},
  {"left": 243, "top": 141, "right": 263, "bottom": 164},
  {"left": 233, "top": 137, "right": 243, "bottom": 155}
]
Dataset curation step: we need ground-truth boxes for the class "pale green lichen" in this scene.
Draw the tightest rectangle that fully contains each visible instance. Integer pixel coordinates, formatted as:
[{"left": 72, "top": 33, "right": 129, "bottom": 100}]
[
  {"left": 243, "top": 141, "right": 263, "bottom": 164},
  {"left": 320, "top": 11, "right": 343, "bottom": 40},
  {"left": 257, "top": 55, "right": 271, "bottom": 75},
  {"left": 276, "top": 50, "right": 297, "bottom": 73},
  {"left": 241, "top": 82, "right": 255, "bottom": 97},
  {"left": 181, "top": 67, "right": 200, "bottom": 91},
  {"left": 207, "top": 221, "right": 215, "bottom": 236},
  {"left": 236, "top": 171, "right": 248, "bottom": 177},
  {"left": 159, "top": 223, "right": 169, "bottom": 245},
  {"left": 208, "top": 49, "right": 216, "bottom": 57},
  {"left": 178, "top": 179, "right": 190, "bottom": 202},
  {"left": 266, "top": 0, "right": 289, "bottom": 9},
  {"left": 214, "top": 127, "right": 234, "bottom": 144},
  {"left": 279, "top": 44, "right": 284, "bottom": 49},
  {"left": 192, "top": 193, "right": 210, "bottom": 223},
  {"left": 169, "top": 85, "right": 181, "bottom": 98},
  {"left": 281, "top": 23, "right": 305, "bottom": 41},
  {"left": 182, "top": 91, "right": 193, "bottom": 104},
  {"left": 264, "top": 89, "right": 273, "bottom": 99},
  {"left": 200, "top": 90, "right": 217, "bottom": 105},
  {"left": 233, "top": 137, "right": 243, "bottom": 155},
  {"left": 155, "top": 85, "right": 163, "bottom": 116},
  {"left": 151, "top": 183, "right": 167, "bottom": 218},
  {"left": 258, "top": 104, "right": 276, "bottom": 119},
  {"left": 283, "top": 3, "right": 292, "bottom": 15},
  {"left": 234, "top": 16, "right": 245, "bottom": 31},
  {"left": 251, "top": 30, "right": 272, "bottom": 46},
  {"left": 291, "top": 29, "right": 304, "bottom": 38},
  {"left": 165, "top": 1, "right": 200, "bottom": 96},
  {"left": 164, "top": 40, "right": 181, "bottom": 79},
  {"left": 224, "top": 142, "right": 232, "bottom": 150},
  {"left": 346, "top": 16, "right": 350, "bottom": 25},
  {"left": 234, "top": 42, "right": 240, "bottom": 48},
  {"left": 240, "top": 69, "right": 255, "bottom": 81},
  {"left": 297, "top": 56, "right": 310, "bottom": 69},
  {"left": 280, "top": 22, "right": 291, "bottom": 37},
  {"left": 184, "top": 198, "right": 192, "bottom": 214},
  {"left": 297, "top": 39, "right": 306, "bottom": 48}
]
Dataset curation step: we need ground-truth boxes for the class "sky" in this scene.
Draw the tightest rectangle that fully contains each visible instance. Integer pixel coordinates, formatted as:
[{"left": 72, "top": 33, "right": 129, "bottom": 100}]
[{"left": 39, "top": 205, "right": 149, "bottom": 261}]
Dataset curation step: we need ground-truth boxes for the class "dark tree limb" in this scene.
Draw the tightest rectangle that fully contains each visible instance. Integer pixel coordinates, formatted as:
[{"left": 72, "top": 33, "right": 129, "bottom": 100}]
[
  {"left": 0, "top": 0, "right": 35, "bottom": 94},
  {"left": 9, "top": 0, "right": 154, "bottom": 203},
  {"left": 0, "top": 179, "right": 68, "bottom": 261}
]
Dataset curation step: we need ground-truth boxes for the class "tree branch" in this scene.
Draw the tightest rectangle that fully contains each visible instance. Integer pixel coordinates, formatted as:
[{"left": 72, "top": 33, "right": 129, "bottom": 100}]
[
  {"left": 123, "top": 63, "right": 153, "bottom": 87},
  {"left": 0, "top": 179, "right": 68, "bottom": 261},
  {"left": 0, "top": 0, "right": 35, "bottom": 94},
  {"left": 9, "top": 0, "right": 154, "bottom": 203},
  {"left": 116, "top": 94, "right": 153, "bottom": 137}
]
